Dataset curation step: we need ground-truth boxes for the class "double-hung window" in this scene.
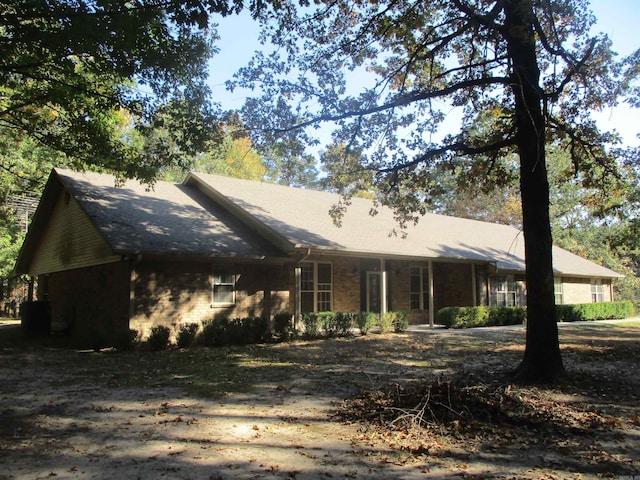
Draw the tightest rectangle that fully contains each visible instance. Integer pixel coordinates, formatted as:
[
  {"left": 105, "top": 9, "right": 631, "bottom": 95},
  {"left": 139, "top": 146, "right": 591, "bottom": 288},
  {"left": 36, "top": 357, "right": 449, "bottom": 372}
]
[
  {"left": 554, "top": 278, "right": 563, "bottom": 305},
  {"left": 300, "top": 262, "right": 332, "bottom": 313},
  {"left": 591, "top": 279, "right": 605, "bottom": 303},
  {"left": 410, "top": 266, "right": 430, "bottom": 310},
  {"left": 212, "top": 266, "right": 236, "bottom": 306},
  {"left": 490, "top": 275, "right": 517, "bottom": 307}
]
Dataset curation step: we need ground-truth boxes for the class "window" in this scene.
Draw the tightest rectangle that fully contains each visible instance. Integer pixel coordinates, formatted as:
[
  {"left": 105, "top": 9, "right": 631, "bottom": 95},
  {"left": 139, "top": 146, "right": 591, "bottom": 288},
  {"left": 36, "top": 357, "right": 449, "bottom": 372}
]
[
  {"left": 490, "top": 275, "right": 517, "bottom": 307},
  {"left": 300, "top": 262, "right": 332, "bottom": 313},
  {"left": 591, "top": 279, "right": 605, "bottom": 303},
  {"left": 410, "top": 266, "right": 430, "bottom": 310},
  {"left": 212, "top": 266, "right": 235, "bottom": 305},
  {"left": 554, "top": 278, "right": 563, "bottom": 305}
]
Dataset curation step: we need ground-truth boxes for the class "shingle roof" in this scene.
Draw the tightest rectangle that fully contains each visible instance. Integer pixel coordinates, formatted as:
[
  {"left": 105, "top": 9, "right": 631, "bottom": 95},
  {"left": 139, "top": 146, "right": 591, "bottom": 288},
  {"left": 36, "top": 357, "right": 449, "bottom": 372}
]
[
  {"left": 52, "top": 168, "right": 285, "bottom": 259},
  {"left": 187, "top": 172, "right": 623, "bottom": 279}
]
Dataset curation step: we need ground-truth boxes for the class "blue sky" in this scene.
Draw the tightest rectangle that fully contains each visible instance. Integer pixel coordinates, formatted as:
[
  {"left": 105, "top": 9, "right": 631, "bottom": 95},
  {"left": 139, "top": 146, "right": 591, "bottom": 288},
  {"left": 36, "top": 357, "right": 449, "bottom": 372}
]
[{"left": 207, "top": 0, "right": 639, "bottom": 148}]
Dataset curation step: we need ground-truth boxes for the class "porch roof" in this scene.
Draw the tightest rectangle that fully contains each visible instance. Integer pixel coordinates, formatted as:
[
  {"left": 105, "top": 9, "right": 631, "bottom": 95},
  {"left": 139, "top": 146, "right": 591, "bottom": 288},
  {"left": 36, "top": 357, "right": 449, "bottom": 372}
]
[{"left": 187, "top": 172, "right": 623, "bottom": 279}]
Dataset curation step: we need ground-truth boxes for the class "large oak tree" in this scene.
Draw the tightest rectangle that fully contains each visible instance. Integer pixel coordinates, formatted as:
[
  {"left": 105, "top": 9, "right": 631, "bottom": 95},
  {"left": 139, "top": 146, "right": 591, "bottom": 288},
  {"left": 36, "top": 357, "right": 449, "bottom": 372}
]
[{"left": 231, "top": 0, "right": 639, "bottom": 382}]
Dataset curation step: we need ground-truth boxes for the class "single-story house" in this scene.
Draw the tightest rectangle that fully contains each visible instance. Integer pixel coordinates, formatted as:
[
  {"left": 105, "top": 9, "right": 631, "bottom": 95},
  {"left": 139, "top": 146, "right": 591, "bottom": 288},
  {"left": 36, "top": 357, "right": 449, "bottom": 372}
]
[{"left": 14, "top": 168, "right": 622, "bottom": 340}]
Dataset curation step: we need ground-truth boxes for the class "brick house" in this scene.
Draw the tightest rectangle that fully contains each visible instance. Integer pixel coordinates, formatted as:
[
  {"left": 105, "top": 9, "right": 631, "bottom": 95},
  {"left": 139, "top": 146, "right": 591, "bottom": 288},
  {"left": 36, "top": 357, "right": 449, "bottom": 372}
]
[{"left": 14, "top": 168, "right": 622, "bottom": 340}]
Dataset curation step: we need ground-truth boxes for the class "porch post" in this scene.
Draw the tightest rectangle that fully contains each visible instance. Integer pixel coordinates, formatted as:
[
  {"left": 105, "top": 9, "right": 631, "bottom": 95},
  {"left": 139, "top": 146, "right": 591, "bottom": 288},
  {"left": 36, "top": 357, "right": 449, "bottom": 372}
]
[
  {"left": 380, "top": 258, "right": 388, "bottom": 315},
  {"left": 609, "top": 282, "right": 614, "bottom": 302},
  {"left": 294, "top": 266, "right": 301, "bottom": 326},
  {"left": 471, "top": 264, "right": 477, "bottom": 306},
  {"left": 428, "top": 260, "right": 434, "bottom": 328}
]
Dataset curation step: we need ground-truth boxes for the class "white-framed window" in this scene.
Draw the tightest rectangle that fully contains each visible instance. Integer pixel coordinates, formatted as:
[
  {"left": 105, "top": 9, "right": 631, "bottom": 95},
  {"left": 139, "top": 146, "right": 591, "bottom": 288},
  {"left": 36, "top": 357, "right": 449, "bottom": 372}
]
[
  {"left": 490, "top": 275, "right": 517, "bottom": 307},
  {"left": 212, "top": 266, "right": 236, "bottom": 306},
  {"left": 300, "top": 262, "right": 332, "bottom": 313},
  {"left": 591, "top": 279, "right": 605, "bottom": 303},
  {"left": 554, "top": 277, "right": 563, "bottom": 305},
  {"left": 410, "top": 266, "right": 430, "bottom": 310}
]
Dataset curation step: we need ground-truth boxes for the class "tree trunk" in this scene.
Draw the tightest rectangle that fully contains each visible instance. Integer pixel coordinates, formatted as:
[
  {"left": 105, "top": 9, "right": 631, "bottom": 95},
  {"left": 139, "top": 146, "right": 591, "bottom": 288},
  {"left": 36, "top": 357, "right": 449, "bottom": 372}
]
[{"left": 504, "top": 0, "right": 566, "bottom": 383}]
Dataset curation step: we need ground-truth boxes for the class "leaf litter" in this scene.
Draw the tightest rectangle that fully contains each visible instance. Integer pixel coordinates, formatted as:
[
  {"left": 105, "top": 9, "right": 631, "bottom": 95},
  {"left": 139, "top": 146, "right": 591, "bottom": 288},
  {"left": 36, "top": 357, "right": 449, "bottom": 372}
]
[{"left": 0, "top": 319, "right": 639, "bottom": 478}]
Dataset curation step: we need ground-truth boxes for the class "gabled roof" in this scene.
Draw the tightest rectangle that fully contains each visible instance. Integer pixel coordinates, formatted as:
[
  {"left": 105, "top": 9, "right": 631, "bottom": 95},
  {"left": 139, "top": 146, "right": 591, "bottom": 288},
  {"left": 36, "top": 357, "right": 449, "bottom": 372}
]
[
  {"left": 186, "top": 172, "right": 623, "bottom": 279},
  {"left": 15, "top": 169, "right": 286, "bottom": 273},
  {"left": 16, "top": 168, "right": 622, "bottom": 279}
]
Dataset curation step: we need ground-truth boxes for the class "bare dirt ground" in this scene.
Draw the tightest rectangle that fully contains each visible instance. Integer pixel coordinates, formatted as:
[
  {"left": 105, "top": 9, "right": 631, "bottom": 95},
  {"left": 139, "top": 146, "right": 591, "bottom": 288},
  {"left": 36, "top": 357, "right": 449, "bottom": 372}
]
[{"left": 0, "top": 318, "right": 639, "bottom": 480}]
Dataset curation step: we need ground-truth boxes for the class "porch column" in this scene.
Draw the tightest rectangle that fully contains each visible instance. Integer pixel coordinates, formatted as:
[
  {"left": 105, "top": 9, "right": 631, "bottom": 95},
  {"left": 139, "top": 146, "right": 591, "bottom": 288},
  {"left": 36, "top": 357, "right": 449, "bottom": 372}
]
[
  {"left": 471, "top": 264, "right": 477, "bottom": 306},
  {"left": 294, "top": 266, "right": 301, "bottom": 326},
  {"left": 380, "top": 258, "right": 388, "bottom": 315},
  {"left": 428, "top": 260, "right": 434, "bottom": 328}
]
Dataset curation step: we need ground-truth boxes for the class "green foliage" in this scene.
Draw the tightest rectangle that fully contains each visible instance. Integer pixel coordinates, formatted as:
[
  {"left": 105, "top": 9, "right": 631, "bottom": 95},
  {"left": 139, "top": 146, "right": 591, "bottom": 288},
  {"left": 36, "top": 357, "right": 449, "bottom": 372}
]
[
  {"left": 392, "top": 311, "right": 409, "bottom": 333},
  {"left": 234, "top": 0, "right": 638, "bottom": 380},
  {"left": 199, "top": 318, "right": 228, "bottom": 347},
  {"left": 437, "top": 306, "right": 526, "bottom": 329},
  {"left": 273, "top": 312, "right": 294, "bottom": 340},
  {"left": 147, "top": 325, "right": 171, "bottom": 351},
  {"left": 114, "top": 329, "right": 141, "bottom": 351},
  {"left": 377, "top": 312, "right": 395, "bottom": 334},
  {"left": 355, "top": 312, "right": 377, "bottom": 335},
  {"left": 198, "top": 317, "right": 270, "bottom": 347},
  {"left": 438, "top": 302, "right": 631, "bottom": 328},
  {"left": 176, "top": 323, "right": 200, "bottom": 348},
  {"left": 334, "top": 312, "right": 355, "bottom": 336},
  {"left": 487, "top": 307, "right": 527, "bottom": 327},
  {"left": 0, "top": 0, "right": 244, "bottom": 183},
  {"left": 317, "top": 311, "right": 354, "bottom": 337},
  {"left": 302, "top": 312, "right": 322, "bottom": 338},
  {"left": 375, "top": 311, "right": 411, "bottom": 333},
  {"left": 302, "top": 312, "right": 357, "bottom": 338},
  {"left": 556, "top": 302, "right": 635, "bottom": 322},
  {"left": 436, "top": 307, "right": 489, "bottom": 329}
]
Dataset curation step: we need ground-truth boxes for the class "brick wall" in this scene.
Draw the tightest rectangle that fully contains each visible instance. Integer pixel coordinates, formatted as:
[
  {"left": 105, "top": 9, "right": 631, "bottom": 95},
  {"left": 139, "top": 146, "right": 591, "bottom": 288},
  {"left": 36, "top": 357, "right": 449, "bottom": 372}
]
[
  {"left": 433, "top": 262, "right": 475, "bottom": 311},
  {"left": 561, "top": 277, "right": 612, "bottom": 305},
  {"left": 332, "top": 257, "right": 361, "bottom": 312},
  {"left": 131, "top": 261, "right": 290, "bottom": 338}
]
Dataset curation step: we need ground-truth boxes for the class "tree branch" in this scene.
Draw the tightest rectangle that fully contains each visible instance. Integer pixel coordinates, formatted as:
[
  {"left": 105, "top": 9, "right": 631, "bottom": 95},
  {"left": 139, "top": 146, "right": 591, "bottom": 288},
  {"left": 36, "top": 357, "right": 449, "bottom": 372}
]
[
  {"left": 274, "top": 76, "right": 511, "bottom": 133},
  {"left": 378, "top": 136, "right": 516, "bottom": 173}
]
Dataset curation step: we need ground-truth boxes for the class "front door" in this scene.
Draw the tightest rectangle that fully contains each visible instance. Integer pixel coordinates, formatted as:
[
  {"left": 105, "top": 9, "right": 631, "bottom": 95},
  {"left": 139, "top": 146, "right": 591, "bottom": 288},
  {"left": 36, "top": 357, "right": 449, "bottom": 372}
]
[{"left": 366, "top": 271, "right": 381, "bottom": 313}]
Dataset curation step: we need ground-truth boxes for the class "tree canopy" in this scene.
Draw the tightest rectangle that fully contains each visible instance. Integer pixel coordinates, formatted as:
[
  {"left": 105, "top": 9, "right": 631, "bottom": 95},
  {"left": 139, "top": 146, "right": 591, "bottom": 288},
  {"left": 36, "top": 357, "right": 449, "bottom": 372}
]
[
  {"left": 0, "top": 0, "right": 258, "bottom": 183},
  {"left": 231, "top": 0, "right": 639, "bottom": 382}
]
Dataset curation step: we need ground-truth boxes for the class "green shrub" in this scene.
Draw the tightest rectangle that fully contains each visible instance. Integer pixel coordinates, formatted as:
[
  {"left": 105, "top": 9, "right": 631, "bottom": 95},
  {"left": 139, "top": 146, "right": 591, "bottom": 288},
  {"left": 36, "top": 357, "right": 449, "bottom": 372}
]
[
  {"left": 241, "top": 316, "right": 270, "bottom": 344},
  {"left": 224, "top": 317, "right": 247, "bottom": 345},
  {"left": 302, "top": 312, "right": 322, "bottom": 338},
  {"left": 147, "top": 325, "right": 171, "bottom": 351},
  {"left": 377, "top": 312, "right": 395, "bottom": 333},
  {"left": 556, "top": 301, "right": 634, "bottom": 322},
  {"left": 114, "top": 328, "right": 140, "bottom": 351},
  {"left": 487, "top": 306, "right": 526, "bottom": 326},
  {"left": 356, "top": 311, "right": 377, "bottom": 335},
  {"left": 436, "top": 307, "right": 461, "bottom": 328},
  {"left": 443, "top": 306, "right": 489, "bottom": 328},
  {"left": 393, "top": 311, "right": 409, "bottom": 332},
  {"left": 176, "top": 323, "right": 199, "bottom": 348},
  {"left": 335, "top": 312, "right": 355, "bottom": 336},
  {"left": 318, "top": 311, "right": 338, "bottom": 337},
  {"left": 199, "top": 318, "right": 228, "bottom": 347},
  {"left": 273, "top": 312, "right": 294, "bottom": 340}
]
